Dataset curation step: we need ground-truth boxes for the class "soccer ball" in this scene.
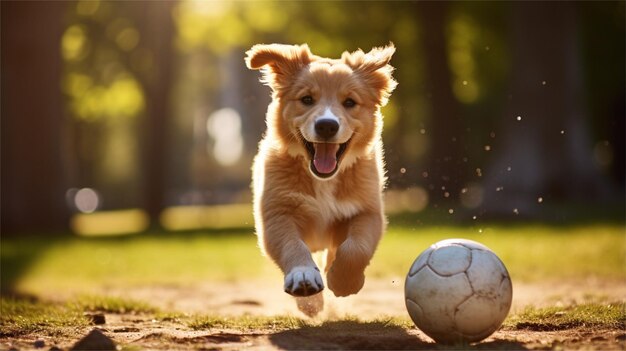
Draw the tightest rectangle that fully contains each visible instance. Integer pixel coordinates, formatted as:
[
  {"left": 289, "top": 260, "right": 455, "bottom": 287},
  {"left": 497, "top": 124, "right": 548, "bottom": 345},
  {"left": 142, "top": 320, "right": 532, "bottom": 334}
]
[{"left": 404, "top": 239, "right": 513, "bottom": 344}]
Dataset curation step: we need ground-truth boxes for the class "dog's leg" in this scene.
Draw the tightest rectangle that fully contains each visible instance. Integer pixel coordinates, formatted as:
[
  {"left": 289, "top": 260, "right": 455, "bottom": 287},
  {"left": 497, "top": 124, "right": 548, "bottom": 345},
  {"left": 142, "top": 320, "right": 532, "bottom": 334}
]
[
  {"left": 283, "top": 262, "right": 324, "bottom": 297},
  {"left": 326, "top": 211, "right": 383, "bottom": 297},
  {"left": 261, "top": 219, "right": 324, "bottom": 297},
  {"left": 324, "top": 247, "right": 336, "bottom": 273}
]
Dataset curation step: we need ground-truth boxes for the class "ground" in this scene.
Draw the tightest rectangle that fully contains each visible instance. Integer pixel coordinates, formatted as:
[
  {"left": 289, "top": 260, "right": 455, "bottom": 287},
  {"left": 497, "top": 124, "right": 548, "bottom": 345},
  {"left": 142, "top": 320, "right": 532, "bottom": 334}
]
[
  {"left": 1, "top": 224, "right": 624, "bottom": 350},
  {"left": 2, "top": 278, "right": 624, "bottom": 350}
]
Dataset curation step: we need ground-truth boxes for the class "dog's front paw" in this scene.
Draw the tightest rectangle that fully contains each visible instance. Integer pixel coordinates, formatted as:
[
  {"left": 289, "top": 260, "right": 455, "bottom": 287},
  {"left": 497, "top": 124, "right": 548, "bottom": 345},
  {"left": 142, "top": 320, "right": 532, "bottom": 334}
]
[
  {"left": 284, "top": 266, "right": 324, "bottom": 297},
  {"left": 327, "top": 266, "right": 365, "bottom": 297}
]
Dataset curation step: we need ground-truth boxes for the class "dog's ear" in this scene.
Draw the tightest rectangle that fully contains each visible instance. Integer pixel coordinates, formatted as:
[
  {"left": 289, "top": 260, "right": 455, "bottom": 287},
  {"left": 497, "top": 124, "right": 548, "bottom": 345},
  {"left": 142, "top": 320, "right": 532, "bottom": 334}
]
[
  {"left": 245, "top": 44, "right": 312, "bottom": 89},
  {"left": 342, "top": 43, "right": 397, "bottom": 106}
]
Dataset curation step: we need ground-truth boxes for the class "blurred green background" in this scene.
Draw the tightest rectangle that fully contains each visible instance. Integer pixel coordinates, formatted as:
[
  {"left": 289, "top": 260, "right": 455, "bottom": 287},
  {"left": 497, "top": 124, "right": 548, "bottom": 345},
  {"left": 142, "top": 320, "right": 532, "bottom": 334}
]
[{"left": 2, "top": 0, "right": 624, "bottom": 236}]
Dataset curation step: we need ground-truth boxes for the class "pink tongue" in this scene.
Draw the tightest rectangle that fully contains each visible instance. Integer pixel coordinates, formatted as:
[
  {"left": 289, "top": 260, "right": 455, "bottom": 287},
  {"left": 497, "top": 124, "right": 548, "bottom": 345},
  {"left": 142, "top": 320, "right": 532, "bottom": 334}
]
[{"left": 313, "top": 143, "right": 339, "bottom": 174}]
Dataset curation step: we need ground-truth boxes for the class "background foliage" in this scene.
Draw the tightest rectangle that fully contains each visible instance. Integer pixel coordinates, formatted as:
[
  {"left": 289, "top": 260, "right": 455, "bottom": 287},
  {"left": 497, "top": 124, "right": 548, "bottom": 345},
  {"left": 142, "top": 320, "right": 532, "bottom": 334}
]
[{"left": 1, "top": 1, "right": 624, "bottom": 234}]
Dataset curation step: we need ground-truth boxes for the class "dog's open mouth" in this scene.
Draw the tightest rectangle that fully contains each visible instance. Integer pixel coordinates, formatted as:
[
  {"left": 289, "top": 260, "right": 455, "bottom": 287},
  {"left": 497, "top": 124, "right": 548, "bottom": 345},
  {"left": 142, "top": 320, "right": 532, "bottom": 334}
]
[{"left": 303, "top": 139, "right": 349, "bottom": 179}]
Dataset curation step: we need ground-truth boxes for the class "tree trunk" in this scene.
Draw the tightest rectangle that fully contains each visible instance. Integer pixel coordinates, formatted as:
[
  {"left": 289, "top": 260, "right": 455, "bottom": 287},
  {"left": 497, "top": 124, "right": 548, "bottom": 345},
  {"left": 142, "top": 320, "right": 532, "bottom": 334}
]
[
  {"left": 1, "top": 1, "right": 70, "bottom": 234},
  {"left": 416, "top": 2, "right": 468, "bottom": 203},
  {"left": 481, "top": 2, "right": 613, "bottom": 218},
  {"left": 136, "top": 1, "right": 176, "bottom": 227}
]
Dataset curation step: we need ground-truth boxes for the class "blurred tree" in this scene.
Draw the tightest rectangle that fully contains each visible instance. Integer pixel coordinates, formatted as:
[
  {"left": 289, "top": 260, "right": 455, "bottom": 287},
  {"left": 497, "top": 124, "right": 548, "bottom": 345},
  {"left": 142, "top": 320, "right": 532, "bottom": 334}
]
[
  {"left": 579, "top": 2, "right": 625, "bottom": 189},
  {"left": 416, "top": 1, "right": 468, "bottom": 203},
  {"left": 62, "top": 0, "right": 146, "bottom": 211},
  {"left": 481, "top": 2, "right": 615, "bottom": 218},
  {"left": 1, "top": 1, "right": 71, "bottom": 233},
  {"left": 61, "top": 0, "right": 176, "bottom": 228},
  {"left": 4, "top": 0, "right": 623, "bottom": 234},
  {"left": 134, "top": 1, "right": 177, "bottom": 226}
]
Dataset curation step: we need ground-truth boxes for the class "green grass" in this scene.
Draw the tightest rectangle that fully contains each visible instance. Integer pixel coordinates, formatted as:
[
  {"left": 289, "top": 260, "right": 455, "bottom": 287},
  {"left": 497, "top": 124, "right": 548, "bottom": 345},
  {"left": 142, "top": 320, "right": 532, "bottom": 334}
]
[
  {"left": 189, "top": 304, "right": 626, "bottom": 333},
  {"left": 2, "top": 224, "right": 624, "bottom": 296},
  {"left": 372, "top": 224, "right": 625, "bottom": 282},
  {"left": 186, "top": 303, "right": 626, "bottom": 333},
  {"left": 0, "top": 295, "right": 161, "bottom": 338},
  {"left": 188, "top": 314, "right": 309, "bottom": 331},
  {"left": 0, "top": 298, "right": 89, "bottom": 337},
  {"left": 2, "top": 222, "right": 623, "bottom": 345},
  {"left": 0, "top": 295, "right": 160, "bottom": 337},
  {"left": 504, "top": 302, "right": 626, "bottom": 330},
  {"left": 1, "top": 231, "right": 276, "bottom": 294},
  {"left": 187, "top": 313, "right": 413, "bottom": 331},
  {"left": 75, "top": 295, "right": 159, "bottom": 314},
  {"left": 1, "top": 296, "right": 622, "bottom": 341}
]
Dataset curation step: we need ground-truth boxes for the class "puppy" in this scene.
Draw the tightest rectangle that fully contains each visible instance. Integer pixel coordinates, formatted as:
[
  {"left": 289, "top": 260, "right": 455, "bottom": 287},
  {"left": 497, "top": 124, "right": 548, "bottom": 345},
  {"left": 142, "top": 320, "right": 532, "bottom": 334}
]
[{"left": 245, "top": 43, "right": 397, "bottom": 315}]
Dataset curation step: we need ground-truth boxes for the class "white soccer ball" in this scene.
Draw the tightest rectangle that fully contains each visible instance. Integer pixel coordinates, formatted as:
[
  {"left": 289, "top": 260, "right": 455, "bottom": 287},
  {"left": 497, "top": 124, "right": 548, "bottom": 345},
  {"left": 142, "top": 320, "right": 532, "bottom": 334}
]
[{"left": 404, "top": 238, "right": 513, "bottom": 344}]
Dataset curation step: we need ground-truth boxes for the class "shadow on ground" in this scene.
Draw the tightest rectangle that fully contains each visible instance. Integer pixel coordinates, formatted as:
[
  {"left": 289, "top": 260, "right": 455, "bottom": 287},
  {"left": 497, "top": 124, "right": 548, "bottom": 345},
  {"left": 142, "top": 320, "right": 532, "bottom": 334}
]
[{"left": 268, "top": 320, "right": 528, "bottom": 350}]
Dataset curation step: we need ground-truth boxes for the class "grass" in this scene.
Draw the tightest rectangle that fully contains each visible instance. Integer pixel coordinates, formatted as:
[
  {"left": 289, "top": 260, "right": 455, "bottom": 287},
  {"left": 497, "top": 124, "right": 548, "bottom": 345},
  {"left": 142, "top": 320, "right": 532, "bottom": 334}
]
[
  {"left": 372, "top": 224, "right": 625, "bottom": 282},
  {"left": 188, "top": 314, "right": 309, "bottom": 331},
  {"left": 1, "top": 295, "right": 623, "bottom": 347},
  {"left": 504, "top": 302, "right": 626, "bottom": 330},
  {"left": 0, "top": 298, "right": 89, "bottom": 337},
  {"left": 2, "top": 224, "right": 623, "bottom": 297},
  {"left": 187, "top": 313, "right": 413, "bottom": 331},
  {"left": 1, "top": 221, "right": 624, "bottom": 345},
  {"left": 186, "top": 303, "right": 626, "bottom": 333},
  {"left": 0, "top": 296, "right": 408, "bottom": 335},
  {"left": 3, "top": 296, "right": 621, "bottom": 332},
  {"left": 74, "top": 295, "right": 159, "bottom": 314},
  {"left": 0, "top": 294, "right": 409, "bottom": 338},
  {"left": 1, "top": 230, "right": 275, "bottom": 294},
  {"left": 0, "top": 295, "right": 160, "bottom": 337}
]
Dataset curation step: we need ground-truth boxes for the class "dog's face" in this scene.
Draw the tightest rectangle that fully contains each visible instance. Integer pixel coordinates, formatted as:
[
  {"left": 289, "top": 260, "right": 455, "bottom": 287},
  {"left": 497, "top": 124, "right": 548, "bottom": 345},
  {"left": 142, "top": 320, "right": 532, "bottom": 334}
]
[{"left": 246, "top": 44, "right": 397, "bottom": 180}]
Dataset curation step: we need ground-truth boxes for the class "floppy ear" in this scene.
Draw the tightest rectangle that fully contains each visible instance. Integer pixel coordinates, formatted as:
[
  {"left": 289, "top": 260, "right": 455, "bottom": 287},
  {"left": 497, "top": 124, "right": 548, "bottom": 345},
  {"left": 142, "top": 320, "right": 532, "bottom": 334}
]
[
  {"left": 342, "top": 43, "right": 397, "bottom": 106},
  {"left": 245, "top": 43, "right": 312, "bottom": 90}
]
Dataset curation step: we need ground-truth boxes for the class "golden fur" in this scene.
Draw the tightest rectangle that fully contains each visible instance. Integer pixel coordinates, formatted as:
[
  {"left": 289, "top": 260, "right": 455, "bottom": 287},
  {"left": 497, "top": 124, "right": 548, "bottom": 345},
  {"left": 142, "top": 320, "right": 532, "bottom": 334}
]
[{"left": 245, "top": 43, "right": 397, "bottom": 316}]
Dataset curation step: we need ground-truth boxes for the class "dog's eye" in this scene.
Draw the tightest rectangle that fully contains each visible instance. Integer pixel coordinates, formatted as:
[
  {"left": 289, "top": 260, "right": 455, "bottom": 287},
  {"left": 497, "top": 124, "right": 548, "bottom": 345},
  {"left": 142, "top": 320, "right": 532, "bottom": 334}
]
[
  {"left": 300, "top": 95, "right": 314, "bottom": 106},
  {"left": 343, "top": 98, "right": 356, "bottom": 108}
]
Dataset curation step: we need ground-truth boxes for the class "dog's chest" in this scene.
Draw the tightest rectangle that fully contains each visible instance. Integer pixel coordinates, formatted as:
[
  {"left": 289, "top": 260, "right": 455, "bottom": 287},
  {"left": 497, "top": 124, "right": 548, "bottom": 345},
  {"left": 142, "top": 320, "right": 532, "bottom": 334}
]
[{"left": 312, "top": 181, "right": 361, "bottom": 223}]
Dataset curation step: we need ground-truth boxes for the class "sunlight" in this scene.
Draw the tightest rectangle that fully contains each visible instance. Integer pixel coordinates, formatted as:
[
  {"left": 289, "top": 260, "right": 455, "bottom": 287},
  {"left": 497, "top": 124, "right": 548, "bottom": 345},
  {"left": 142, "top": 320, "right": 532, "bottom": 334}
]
[
  {"left": 447, "top": 14, "right": 480, "bottom": 104},
  {"left": 63, "top": 73, "right": 93, "bottom": 97},
  {"left": 76, "top": 0, "right": 100, "bottom": 17},
  {"left": 174, "top": 0, "right": 249, "bottom": 53},
  {"left": 115, "top": 27, "right": 140, "bottom": 52},
  {"left": 385, "top": 187, "right": 429, "bottom": 214},
  {"left": 242, "top": 1, "right": 288, "bottom": 33},
  {"left": 72, "top": 188, "right": 100, "bottom": 213},
  {"left": 69, "top": 75, "right": 145, "bottom": 121},
  {"left": 104, "top": 76, "right": 145, "bottom": 118},
  {"left": 71, "top": 209, "right": 148, "bottom": 236},
  {"left": 61, "top": 25, "right": 88, "bottom": 61},
  {"left": 106, "top": 18, "right": 140, "bottom": 52},
  {"left": 206, "top": 108, "right": 244, "bottom": 167},
  {"left": 160, "top": 203, "right": 254, "bottom": 231}
]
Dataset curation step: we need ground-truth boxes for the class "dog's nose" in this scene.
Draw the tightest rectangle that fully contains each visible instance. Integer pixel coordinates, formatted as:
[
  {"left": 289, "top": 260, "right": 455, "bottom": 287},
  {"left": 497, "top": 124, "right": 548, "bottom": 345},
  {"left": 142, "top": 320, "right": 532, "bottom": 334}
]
[{"left": 315, "top": 118, "right": 339, "bottom": 139}]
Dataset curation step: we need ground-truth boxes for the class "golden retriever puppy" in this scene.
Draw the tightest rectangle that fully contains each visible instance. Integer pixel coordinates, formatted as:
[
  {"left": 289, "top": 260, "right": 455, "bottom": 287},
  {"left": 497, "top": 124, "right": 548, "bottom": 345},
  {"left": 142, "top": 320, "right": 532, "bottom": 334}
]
[{"left": 245, "top": 43, "right": 397, "bottom": 315}]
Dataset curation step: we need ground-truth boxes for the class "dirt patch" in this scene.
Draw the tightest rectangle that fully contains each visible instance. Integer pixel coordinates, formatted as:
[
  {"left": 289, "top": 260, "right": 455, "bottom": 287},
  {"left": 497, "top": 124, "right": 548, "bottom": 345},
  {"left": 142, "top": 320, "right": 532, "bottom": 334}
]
[
  {"left": 495, "top": 328, "right": 626, "bottom": 350},
  {"left": 95, "top": 277, "right": 626, "bottom": 318},
  {"left": 2, "top": 278, "right": 624, "bottom": 350},
  {"left": 3, "top": 323, "right": 623, "bottom": 350},
  {"left": 269, "top": 321, "right": 428, "bottom": 350}
]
